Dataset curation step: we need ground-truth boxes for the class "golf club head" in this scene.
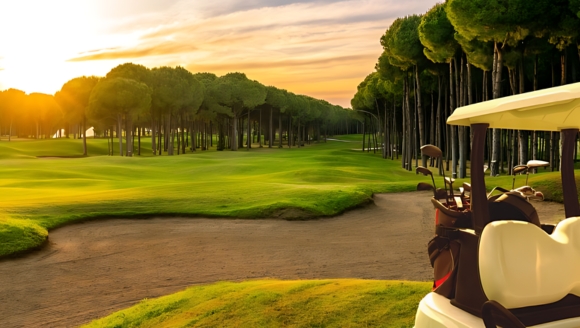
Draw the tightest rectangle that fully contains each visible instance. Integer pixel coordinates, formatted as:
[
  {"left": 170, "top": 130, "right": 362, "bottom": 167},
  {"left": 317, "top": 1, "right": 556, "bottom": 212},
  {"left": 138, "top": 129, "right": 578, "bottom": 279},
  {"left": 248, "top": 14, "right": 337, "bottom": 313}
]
[
  {"left": 513, "top": 165, "right": 528, "bottom": 175},
  {"left": 514, "top": 186, "right": 535, "bottom": 197},
  {"left": 527, "top": 160, "right": 550, "bottom": 169},
  {"left": 416, "top": 182, "right": 434, "bottom": 191},
  {"left": 462, "top": 182, "right": 471, "bottom": 192},
  {"left": 529, "top": 191, "right": 545, "bottom": 201},
  {"left": 416, "top": 166, "right": 433, "bottom": 176},
  {"left": 420, "top": 144, "right": 442, "bottom": 158},
  {"left": 434, "top": 188, "right": 448, "bottom": 200}
]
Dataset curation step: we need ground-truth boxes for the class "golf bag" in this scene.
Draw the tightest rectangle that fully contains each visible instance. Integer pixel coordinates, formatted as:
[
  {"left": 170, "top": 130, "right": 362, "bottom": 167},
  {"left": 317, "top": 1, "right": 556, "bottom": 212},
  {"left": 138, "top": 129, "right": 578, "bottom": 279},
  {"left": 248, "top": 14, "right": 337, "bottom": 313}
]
[{"left": 428, "top": 190, "right": 540, "bottom": 299}]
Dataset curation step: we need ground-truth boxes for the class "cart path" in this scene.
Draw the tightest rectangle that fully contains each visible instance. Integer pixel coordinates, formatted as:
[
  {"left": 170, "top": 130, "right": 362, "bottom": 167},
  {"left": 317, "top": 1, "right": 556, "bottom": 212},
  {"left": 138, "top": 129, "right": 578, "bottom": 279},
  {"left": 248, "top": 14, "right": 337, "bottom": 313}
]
[{"left": 0, "top": 192, "right": 565, "bottom": 328}]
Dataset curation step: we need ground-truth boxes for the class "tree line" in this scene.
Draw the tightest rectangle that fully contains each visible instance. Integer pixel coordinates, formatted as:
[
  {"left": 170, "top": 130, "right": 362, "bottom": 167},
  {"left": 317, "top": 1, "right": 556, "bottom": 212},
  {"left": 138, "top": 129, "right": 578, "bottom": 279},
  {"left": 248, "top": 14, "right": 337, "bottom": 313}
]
[
  {"left": 0, "top": 64, "right": 358, "bottom": 156},
  {"left": 352, "top": 0, "right": 580, "bottom": 177}
]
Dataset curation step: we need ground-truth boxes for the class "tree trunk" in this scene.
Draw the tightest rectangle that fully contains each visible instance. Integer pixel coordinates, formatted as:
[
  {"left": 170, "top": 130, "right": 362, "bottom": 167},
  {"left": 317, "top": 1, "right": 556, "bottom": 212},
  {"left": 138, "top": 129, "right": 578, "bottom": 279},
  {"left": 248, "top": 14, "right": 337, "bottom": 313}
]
[
  {"left": 491, "top": 42, "right": 504, "bottom": 176},
  {"left": 151, "top": 119, "right": 157, "bottom": 155},
  {"left": 181, "top": 114, "right": 186, "bottom": 154},
  {"left": 297, "top": 118, "right": 301, "bottom": 148},
  {"left": 430, "top": 91, "right": 435, "bottom": 150},
  {"left": 436, "top": 75, "right": 442, "bottom": 170},
  {"left": 247, "top": 109, "right": 251, "bottom": 150},
  {"left": 107, "top": 128, "right": 111, "bottom": 155},
  {"left": 258, "top": 108, "right": 263, "bottom": 147},
  {"left": 288, "top": 115, "right": 292, "bottom": 148},
  {"left": 269, "top": 107, "right": 273, "bottom": 148},
  {"left": 82, "top": 115, "right": 87, "bottom": 156},
  {"left": 384, "top": 101, "right": 388, "bottom": 159},
  {"left": 232, "top": 114, "right": 238, "bottom": 151},
  {"left": 458, "top": 56, "right": 466, "bottom": 178},
  {"left": 415, "top": 65, "right": 426, "bottom": 167},
  {"left": 168, "top": 115, "right": 174, "bottom": 155},
  {"left": 194, "top": 121, "right": 197, "bottom": 152},
  {"left": 362, "top": 118, "right": 366, "bottom": 151},
  {"left": 278, "top": 110, "right": 283, "bottom": 148},
  {"left": 450, "top": 59, "right": 458, "bottom": 178},
  {"left": 562, "top": 52, "right": 567, "bottom": 86},
  {"left": 138, "top": 126, "right": 141, "bottom": 155},
  {"left": 117, "top": 114, "right": 123, "bottom": 156},
  {"left": 110, "top": 127, "right": 114, "bottom": 156},
  {"left": 125, "top": 115, "right": 132, "bottom": 157},
  {"left": 405, "top": 74, "right": 413, "bottom": 171}
]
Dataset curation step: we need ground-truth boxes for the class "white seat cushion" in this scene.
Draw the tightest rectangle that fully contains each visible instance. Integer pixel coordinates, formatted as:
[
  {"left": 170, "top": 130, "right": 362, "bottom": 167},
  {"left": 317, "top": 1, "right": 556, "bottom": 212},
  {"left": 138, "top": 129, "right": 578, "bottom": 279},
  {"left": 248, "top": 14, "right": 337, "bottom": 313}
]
[{"left": 479, "top": 217, "right": 580, "bottom": 309}]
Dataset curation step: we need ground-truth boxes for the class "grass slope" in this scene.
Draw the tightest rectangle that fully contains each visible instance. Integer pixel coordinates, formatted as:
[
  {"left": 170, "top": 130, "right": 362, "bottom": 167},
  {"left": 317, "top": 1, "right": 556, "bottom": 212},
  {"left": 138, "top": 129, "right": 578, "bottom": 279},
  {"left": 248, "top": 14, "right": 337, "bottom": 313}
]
[
  {"left": 0, "top": 136, "right": 578, "bottom": 257},
  {"left": 0, "top": 136, "right": 426, "bottom": 257},
  {"left": 82, "top": 279, "right": 431, "bottom": 328}
]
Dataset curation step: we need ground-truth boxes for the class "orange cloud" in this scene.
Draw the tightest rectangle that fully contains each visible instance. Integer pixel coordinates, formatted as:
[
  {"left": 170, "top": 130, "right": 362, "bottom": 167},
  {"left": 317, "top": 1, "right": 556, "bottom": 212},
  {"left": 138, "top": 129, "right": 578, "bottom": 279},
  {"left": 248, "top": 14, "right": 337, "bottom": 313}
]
[{"left": 64, "top": 0, "right": 439, "bottom": 107}]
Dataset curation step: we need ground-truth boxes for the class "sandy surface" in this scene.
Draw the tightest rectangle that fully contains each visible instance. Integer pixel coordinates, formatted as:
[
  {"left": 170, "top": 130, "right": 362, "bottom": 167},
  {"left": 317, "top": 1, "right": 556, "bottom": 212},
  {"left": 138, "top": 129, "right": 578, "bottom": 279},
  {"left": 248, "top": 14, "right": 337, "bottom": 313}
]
[{"left": 0, "top": 192, "right": 565, "bottom": 328}]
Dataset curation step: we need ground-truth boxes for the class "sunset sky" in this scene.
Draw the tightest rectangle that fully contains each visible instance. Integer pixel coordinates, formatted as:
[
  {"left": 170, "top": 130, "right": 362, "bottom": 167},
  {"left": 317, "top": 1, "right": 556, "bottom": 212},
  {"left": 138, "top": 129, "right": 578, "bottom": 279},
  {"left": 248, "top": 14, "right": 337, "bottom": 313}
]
[{"left": 0, "top": 0, "right": 439, "bottom": 107}]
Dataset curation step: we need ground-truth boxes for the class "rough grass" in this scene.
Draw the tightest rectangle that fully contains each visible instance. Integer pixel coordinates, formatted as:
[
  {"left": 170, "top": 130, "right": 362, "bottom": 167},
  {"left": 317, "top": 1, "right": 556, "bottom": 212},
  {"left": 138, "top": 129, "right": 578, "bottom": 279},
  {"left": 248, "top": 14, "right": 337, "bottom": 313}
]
[{"left": 81, "top": 279, "right": 432, "bottom": 328}]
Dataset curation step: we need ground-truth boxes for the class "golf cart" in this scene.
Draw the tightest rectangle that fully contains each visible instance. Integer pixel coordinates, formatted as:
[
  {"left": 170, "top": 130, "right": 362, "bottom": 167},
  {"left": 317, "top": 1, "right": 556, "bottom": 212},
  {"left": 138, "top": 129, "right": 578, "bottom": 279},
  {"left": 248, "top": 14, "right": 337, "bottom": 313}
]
[{"left": 415, "top": 82, "right": 580, "bottom": 327}]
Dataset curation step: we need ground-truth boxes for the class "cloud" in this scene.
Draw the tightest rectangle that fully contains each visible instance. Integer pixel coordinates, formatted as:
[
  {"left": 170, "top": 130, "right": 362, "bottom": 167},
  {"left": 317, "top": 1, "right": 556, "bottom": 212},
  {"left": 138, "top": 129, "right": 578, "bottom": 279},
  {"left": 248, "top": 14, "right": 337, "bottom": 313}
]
[
  {"left": 69, "top": 43, "right": 198, "bottom": 61},
  {"left": 67, "top": 0, "right": 439, "bottom": 106}
]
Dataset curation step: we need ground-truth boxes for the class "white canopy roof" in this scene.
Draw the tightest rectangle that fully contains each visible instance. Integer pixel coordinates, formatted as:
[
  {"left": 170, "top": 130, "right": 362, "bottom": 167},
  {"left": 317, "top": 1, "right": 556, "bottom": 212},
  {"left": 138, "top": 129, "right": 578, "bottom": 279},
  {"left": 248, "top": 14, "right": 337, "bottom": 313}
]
[{"left": 447, "top": 82, "right": 580, "bottom": 131}]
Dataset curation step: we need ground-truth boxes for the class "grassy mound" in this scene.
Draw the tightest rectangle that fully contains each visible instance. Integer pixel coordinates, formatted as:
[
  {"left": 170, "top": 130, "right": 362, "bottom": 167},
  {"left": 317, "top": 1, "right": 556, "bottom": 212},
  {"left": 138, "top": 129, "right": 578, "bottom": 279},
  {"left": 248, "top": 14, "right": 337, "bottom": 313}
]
[
  {"left": 81, "top": 279, "right": 431, "bottom": 328},
  {"left": 0, "top": 218, "right": 48, "bottom": 255}
]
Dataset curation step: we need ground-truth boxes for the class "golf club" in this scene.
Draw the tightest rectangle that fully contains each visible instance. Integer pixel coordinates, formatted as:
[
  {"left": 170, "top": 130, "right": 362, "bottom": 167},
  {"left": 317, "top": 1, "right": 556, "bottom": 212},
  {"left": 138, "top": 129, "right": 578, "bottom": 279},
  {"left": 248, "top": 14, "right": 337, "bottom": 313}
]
[
  {"left": 445, "top": 177, "right": 456, "bottom": 198},
  {"left": 512, "top": 165, "right": 529, "bottom": 189},
  {"left": 416, "top": 166, "right": 437, "bottom": 198},
  {"left": 420, "top": 144, "right": 448, "bottom": 204},
  {"left": 526, "top": 160, "right": 550, "bottom": 185}
]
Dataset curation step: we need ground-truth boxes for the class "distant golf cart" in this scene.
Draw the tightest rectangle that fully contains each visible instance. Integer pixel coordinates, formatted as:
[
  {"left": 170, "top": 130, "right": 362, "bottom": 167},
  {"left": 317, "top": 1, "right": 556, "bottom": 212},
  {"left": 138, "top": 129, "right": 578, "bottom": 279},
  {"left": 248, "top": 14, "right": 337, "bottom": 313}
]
[{"left": 414, "top": 83, "right": 580, "bottom": 327}]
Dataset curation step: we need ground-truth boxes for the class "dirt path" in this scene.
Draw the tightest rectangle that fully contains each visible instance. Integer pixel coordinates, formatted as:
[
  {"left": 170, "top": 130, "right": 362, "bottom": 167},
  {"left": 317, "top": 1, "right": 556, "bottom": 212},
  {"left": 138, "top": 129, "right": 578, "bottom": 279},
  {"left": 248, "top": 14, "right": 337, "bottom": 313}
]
[{"left": 0, "top": 192, "right": 565, "bottom": 328}]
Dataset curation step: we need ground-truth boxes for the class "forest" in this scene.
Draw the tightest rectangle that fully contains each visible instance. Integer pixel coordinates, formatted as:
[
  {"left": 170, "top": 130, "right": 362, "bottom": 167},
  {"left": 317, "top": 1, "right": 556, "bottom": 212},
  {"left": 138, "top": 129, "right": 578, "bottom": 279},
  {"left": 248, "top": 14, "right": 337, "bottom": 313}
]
[
  {"left": 0, "top": 65, "right": 357, "bottom": 157},
  {"left": 352, "top": 0, "right": 580, "bottom": 178},
  {"left": 2, "top": 1, "right": 580, "bottom": 181}
]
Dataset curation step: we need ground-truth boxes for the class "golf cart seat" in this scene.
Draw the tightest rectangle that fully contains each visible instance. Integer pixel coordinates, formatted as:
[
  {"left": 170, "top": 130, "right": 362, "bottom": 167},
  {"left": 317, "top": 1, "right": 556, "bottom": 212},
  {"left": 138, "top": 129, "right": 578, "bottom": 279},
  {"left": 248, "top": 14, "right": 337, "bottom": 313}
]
[
  {"left": 477, "top": 218, "right": 580, "bottom": 326},
  {"left": 480, "top": 218, "right": 580, "bottom": 309}
]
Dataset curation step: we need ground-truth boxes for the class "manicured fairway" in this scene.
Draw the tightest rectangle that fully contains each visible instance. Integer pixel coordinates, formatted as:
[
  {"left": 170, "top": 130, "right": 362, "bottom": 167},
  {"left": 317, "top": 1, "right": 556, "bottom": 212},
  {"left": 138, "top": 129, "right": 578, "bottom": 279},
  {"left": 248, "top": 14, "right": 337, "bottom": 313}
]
[
  {"left": 0, "top": 136, "right": 424, "bottom": 256},
  {"left": 81, "top": 279, "right": 431, "bottom": 328},
  {"left": 0, "top": 136, "right": 576, "bottom": 257}
]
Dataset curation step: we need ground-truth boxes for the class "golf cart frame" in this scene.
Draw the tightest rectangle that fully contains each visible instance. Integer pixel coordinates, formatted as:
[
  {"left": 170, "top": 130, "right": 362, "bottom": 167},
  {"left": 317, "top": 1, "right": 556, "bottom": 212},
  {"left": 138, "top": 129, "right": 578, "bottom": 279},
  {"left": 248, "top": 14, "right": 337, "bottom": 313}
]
[{"left": 415, "top": 83, "right": 580, "bottom": 327}]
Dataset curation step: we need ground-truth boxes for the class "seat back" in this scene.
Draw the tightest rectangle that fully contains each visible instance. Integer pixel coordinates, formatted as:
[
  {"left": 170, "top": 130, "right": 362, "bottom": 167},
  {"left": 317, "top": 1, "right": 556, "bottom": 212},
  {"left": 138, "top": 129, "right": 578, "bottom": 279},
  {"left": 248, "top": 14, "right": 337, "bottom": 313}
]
[{"left": 479, "top": 218, "right": 580, "bottom": 309}]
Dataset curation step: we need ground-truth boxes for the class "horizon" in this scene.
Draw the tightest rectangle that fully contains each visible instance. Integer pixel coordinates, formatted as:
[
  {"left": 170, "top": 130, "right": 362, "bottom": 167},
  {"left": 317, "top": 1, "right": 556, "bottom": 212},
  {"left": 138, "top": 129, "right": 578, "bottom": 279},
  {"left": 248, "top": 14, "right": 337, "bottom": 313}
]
[{"left": 0, "top": 0, "right": 439, "bottom": 107}]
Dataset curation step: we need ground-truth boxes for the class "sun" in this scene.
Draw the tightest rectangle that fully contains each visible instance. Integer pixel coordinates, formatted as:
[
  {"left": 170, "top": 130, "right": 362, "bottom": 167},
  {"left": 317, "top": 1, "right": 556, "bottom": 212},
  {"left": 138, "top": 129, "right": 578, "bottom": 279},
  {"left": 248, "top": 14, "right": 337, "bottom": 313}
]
[{"left": 0, "top": 1, "right": 122, "bottom": 94}]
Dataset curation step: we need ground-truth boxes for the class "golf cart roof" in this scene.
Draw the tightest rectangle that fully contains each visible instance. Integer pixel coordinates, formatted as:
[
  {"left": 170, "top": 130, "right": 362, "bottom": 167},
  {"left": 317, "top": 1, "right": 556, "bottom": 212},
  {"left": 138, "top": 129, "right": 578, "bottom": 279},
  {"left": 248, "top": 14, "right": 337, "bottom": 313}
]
[{"left": 447, "top": 82, "right": 580, "bottom": 131}]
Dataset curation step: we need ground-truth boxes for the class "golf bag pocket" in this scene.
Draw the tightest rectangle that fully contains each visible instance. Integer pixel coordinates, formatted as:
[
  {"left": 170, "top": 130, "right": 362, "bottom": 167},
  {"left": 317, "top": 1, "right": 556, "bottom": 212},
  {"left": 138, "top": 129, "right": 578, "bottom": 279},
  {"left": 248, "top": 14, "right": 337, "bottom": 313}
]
[{"left": 428, "top": 232, "right": 460, "bottom": 298}]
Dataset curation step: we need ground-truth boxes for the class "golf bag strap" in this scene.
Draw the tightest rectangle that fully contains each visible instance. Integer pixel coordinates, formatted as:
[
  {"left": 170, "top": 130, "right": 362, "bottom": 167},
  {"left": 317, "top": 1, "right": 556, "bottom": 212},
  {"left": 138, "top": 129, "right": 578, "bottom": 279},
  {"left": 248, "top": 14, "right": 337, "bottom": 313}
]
[
  {"left": 435, "top": 225, "right": 460, "bottom": 239},
  {"left": 428, "top": 226, "right": 459, "bottom": 267}
]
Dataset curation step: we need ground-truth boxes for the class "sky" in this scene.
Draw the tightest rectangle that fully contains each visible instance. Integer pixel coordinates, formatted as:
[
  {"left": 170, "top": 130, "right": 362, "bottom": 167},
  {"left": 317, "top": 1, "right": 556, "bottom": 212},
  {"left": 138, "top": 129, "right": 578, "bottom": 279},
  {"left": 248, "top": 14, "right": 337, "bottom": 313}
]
[{"left": 0, "top": 0, "right": 440, "bottom": 108}]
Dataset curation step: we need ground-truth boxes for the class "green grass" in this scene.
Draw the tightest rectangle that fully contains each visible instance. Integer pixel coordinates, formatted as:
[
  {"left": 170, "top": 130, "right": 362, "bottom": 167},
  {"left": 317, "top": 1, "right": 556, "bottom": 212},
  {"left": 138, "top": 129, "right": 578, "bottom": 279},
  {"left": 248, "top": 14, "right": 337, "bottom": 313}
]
[
  {"left": 0, "top": 136, "right": 578, "bottom": 257},
  {"left": 81, "top": 279, "right": 431, "bottom": 328},
  {"left": 0, "top": 136, "right": 428, "bottom": 257}
]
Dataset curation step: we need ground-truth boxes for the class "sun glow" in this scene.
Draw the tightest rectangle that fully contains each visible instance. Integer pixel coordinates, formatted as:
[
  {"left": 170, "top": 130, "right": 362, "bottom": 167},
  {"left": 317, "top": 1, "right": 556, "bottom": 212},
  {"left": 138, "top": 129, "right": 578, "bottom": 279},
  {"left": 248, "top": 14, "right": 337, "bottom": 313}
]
[
  {"left": 0, "top": 0, "right": 440, "bottom": 107},
  {"left": 0, "top": 0, "right": 137, "bottom": 94}
]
